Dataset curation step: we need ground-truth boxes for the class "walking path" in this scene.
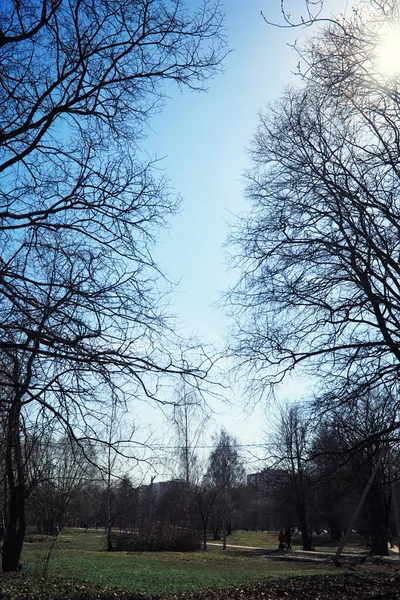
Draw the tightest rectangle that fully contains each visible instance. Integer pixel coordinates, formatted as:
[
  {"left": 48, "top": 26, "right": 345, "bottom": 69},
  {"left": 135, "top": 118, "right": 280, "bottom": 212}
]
[{"left": 207, "top": 541, "right": 400, "bottom": 561}]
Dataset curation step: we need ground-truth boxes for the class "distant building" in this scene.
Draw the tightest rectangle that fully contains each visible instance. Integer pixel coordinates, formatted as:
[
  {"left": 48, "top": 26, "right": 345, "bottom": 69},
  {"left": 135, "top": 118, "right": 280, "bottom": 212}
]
[
  {"left": 247, "top": 469, "right": 288, "bottom": 491},
  {"left": 152, "top": 479, "right": 185, "bottom": 499},
  {"left": 246, "top": 469, "right": 290, "bottom": 531}
]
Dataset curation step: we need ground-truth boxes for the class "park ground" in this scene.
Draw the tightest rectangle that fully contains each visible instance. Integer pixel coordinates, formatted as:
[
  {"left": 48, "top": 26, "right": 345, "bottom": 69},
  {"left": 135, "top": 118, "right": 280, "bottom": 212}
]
[{"left": 0, "top": 529, "right": 400, "bottom": 599}]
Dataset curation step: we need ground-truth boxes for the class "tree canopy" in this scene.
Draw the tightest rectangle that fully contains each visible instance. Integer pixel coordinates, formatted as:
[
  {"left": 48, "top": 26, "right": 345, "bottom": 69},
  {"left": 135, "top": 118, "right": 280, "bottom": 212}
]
[
  {"left": 0, "top": 0, "right": 226, "bottom": 571},
  {"left": 227, "top": 0, "right": 400, "bottom": 404}
]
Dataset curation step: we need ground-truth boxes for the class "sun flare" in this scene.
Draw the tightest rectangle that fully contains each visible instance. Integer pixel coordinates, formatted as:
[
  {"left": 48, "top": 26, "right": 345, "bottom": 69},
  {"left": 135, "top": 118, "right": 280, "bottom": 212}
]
[{"left": 376, "top": 26, "right": 400, "bottom": 76}]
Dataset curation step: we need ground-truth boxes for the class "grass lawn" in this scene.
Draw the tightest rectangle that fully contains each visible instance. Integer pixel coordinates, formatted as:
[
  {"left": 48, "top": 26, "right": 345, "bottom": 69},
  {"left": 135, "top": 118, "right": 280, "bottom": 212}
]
[
  {"left": 19, "top": 529, "right": 342, "bottom": 595},
  {"left": 221, "top": 530, "right": 279, "bottom": 549},
  {"left": 222, "top": 530, "right": 378, "bottom": 555}
]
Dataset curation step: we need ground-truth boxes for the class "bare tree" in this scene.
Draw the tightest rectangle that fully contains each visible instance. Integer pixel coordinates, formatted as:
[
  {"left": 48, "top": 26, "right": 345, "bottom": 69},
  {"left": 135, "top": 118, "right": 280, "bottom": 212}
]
[
  {"left": 168, "top": 382, "right": 209, "bottom": 527},
  {"left": 310, "top": 421, "right": 350, "bottom": 543},
  {"left": 206, "top": 429, "right": 245, "bottom": 550},
  {"left": 261, "top": 0, "right": 325, "bottom": 30},
  {"left": 172, "top": 384, "right": 208, "bottom": 488},
  {"left": 314, "top": 390, "right": 398, "bottom": 555},
  {"left": 0, "top": 0, "right": 226, "bottom": 571},
  {"left": 96, "top": 398, "right": 147, "bottom": 551},
  {"left": 227, "top": 0, "right": 400, "bottom": 407},
  {"left": 267, "top": 404, "right": 314, "bottom": 551},
  {"left": 193, "top": 474, "right": 217, "bottom": 550},
  {"left": 28, "top": 435, "right": 97, "bottom": 535}
]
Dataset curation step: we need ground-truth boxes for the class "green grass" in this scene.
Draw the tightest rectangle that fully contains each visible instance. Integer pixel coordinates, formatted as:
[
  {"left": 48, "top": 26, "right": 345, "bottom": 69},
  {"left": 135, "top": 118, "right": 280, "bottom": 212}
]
[
  {"left": 221, "top": 530, "right": 278, "bottom": 548},
  {"left": 20, "top": 529, "right": 342, "bottom": 595},
  {"left": 221, "top": 530, "right": 379, "bottom": 554},
  {"left": 213, "top": 530, "right": 316, "bottom": 551},
  {"left": 219, "top": 530, "right": 314, "bottom": 551}
]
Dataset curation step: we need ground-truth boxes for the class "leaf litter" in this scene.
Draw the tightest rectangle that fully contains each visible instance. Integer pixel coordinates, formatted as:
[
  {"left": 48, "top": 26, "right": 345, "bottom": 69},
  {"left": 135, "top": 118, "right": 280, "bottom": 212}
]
[{"left": 2, "top": 570, "right": 400, "bottom": 599}]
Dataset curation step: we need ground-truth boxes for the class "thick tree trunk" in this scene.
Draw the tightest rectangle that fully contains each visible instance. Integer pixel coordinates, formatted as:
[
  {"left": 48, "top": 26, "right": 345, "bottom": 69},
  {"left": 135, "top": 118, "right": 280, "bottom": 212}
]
[
  {"left": 293, "top": 489, "right": 312, "bottom": 551},
  {"left": 368, "top": 484, "right": 390, "bottom": 556},
  {"left": 3, "top": 393, "right": 27, "bottom": 572},
  {"left": 2, "top": 494, "right": 25, "bottom": 571},
  {"left": 297, "top": 503, "right": 312, "bottom": 550},
  {"left": 329, "top": 515, "right": 342, "bottom": 543},
  {"left": 371, "top": 530, "right": 389, "bottom": 555},
  {"left": 300, "top": 524, "right": 312, "bottom": 551}
]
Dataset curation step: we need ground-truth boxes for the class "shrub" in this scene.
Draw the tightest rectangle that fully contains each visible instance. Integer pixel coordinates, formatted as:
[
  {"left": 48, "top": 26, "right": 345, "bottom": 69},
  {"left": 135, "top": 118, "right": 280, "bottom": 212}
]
[{"left": 111, "top": 522, "right": 201, "bottom": 552}]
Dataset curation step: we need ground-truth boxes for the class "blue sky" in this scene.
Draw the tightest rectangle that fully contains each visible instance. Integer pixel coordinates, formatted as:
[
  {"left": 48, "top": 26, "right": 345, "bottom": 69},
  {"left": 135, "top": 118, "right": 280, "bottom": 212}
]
[
  {"left": 148, "top": 0, "right": 302, "bottom": 342},
  {"left": 142, "top": 0, "right": 347, "bottom": 458}
]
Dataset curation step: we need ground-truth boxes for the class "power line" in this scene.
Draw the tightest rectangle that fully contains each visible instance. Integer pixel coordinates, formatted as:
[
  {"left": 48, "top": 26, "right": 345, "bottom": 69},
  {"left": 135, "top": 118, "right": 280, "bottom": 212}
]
[{"left": 130, "top": 443, "right": 266, "bottom": 450}]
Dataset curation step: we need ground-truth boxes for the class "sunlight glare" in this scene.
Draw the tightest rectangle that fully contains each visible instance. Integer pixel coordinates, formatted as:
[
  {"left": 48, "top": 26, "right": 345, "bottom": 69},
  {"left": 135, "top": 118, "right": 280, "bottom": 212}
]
[{"left": 376, "top": 26, "right": 400, "bottom": 76}]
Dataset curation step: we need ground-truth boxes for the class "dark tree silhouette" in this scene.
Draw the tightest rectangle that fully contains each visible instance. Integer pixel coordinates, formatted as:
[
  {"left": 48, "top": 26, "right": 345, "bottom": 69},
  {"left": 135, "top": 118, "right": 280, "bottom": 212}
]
[
  {"left": 268, "top": 404, "right": 314, "bottom": 551},
  {"left": 206, "top": 429, "right": 245, "bottom": 549},
  {"left": 314, "top": 390, "right": 397, "bottom": 555},
  {"left": 227, "top": 0, "right": 400, "bottom": 404},
  {"left": 0, "top": 0, "right": 226, "bottom": 571},
  {"left": 193, "top": 476, "right": 217, "bottom": 550}
]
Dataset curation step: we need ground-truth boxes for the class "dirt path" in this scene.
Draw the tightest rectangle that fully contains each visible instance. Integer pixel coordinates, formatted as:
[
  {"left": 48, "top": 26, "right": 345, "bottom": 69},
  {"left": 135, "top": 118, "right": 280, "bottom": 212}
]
[{"left": 207, "top": 541, "right": 400, "bottom": 563}]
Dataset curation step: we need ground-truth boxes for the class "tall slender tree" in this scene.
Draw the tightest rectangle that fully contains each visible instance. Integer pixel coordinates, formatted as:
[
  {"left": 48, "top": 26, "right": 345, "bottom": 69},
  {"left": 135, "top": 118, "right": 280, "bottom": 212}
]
[
  {"left": 206, "top": 429, "right": 245, "bottom": 550},
  {"left": 267, "top": 404, "right": 314, "bottom": 550}
]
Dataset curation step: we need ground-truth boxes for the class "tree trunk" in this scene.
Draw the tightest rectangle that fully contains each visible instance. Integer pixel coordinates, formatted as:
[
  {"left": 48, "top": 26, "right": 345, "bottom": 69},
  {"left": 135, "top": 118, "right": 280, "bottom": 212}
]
[
  {"left": 293, "top": 486, "right": 312, "bottom": 551},
  {"left": 3, "top": 395, "right": 26, "bottom": 572},
  {"left": 300, "top": 523, "right": 312, "bottom": 551},
  {"left": 106, "top": 523, "right": 113, "bottom": 552},
  {"left": 297, "top": 503, "right": 312, "bottom": 550},
  {"left": 328, "top": 515, "right": 342, "bottom": 543},
  {"left": 2, "top": 493, "right": 25, "bottom": 571},
  {"left": 222, "top": 515, "right": 227, "bottom": 549},
  {"left": 368, "top": 483, "right": 389, "bottom": 556},
  {"left": 106, "top": 472, "right": 113, "bottom": 552},
  {"left": 203, "top": 523, "right": 207, "bottom": 550},
  {"left": 371, "top": 530, "right": 389, "bottom": 555}
]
